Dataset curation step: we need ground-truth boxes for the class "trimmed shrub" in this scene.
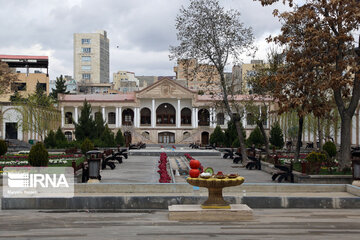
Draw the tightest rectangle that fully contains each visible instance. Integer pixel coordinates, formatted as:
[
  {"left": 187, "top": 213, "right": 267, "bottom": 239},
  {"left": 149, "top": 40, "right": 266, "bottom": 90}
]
[
  {"left": 115, "top": 129, "right": 125, "bottom": 146},
  {"left": 246, "top": 126, "right": 265, "bottom": 148},
  {"left": 305, "top": 151, "right": 327, "bottom": 174},
  {"left": 0, "top": 139, "right": 8, "bottom": 156},
  {"left": 101, "top": 125, "right": 116, "bottom": 147},
  {"left": 55, "top": 127, "right": 67, "bottom": 147},
  {"left": 44, "top": 130, "right": 56, "bottom": 149},
  {"left": 81, "top": 138, "right": 94, "bottom": 154},
  {"left": 28, "top": 142, "right": 49, "bottom": 166},
  {"left": 210, "top": 126, "right": 225, "bottom": 146},
  {"left": 323, "top": 141, "right": 337, "bottom": 158},
  {"left": 269, "top": 122, "right": 284, "bottom": 149}
]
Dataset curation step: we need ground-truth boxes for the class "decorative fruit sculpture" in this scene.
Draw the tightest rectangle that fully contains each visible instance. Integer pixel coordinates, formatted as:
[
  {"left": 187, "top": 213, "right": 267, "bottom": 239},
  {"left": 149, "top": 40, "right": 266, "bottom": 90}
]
[
  {"left": 189, "top": 159, "right": 201, "bottom": 169},
  {"left": 189, "top": 169, "right": 200, "bottom": 178}
]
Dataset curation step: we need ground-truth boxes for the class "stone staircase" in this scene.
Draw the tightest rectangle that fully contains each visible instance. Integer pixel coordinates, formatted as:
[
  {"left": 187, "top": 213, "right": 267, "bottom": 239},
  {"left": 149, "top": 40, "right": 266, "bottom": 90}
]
[{"left": 5, "top": 139, "right": 32, "bottom": 152}]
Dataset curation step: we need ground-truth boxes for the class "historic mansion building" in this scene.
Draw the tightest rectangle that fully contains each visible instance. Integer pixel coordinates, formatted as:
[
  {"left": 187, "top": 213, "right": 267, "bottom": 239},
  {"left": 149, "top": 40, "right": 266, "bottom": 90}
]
[{"left": 58, "top": 78, "right": 274, "bottom": 145}]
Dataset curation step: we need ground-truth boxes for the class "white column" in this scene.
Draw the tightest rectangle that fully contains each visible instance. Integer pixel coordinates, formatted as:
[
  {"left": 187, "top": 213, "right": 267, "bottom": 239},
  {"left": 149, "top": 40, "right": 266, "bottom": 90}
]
[
  {"left": 210, "top": 108, "right": 215, "bottom": 128},
  {"left": 74, "top": 107, "right": 78, "bottom": 124},
  {"left": 242, "top": 108, "right": 247, "bottom": 127},
  {"left": 195, "top": 108, "right": 199, "bottom": 128},
  {"left": 192, "top": 108, "right": 196, "bottom": 128},
  {"left": 151, "top": 99, "right": 156, "bottom": 128},
  {"left": 119, "top": 107, "right": 122, "bottom": 127},
  {"left": 61, "top": 107, "right": 64, "bottom": 127},
  {"left": 102, "top": 107, "right": 106, "bottom": 122},
  {"left": 134, "top": 107, "right": 140, "bottom": 128},
  {"left": 115, "top": 107, "right": 119, "bottom": 128},
  {"left": 177, "top": 99, "right": 181, "bottom": 128}
]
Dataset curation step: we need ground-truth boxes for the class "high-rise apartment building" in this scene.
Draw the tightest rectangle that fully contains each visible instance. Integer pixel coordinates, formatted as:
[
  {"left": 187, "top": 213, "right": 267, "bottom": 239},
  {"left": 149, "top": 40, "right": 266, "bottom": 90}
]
[{"left": 74, "top": 30, "right": 109, "bottom": 84}]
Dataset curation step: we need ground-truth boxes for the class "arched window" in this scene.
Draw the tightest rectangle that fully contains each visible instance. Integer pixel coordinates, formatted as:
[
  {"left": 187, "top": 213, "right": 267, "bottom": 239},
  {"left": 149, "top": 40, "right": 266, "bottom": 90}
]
[
  {"left": 65, "top": 112, "right": 73, "bottom": 124},
  {"left": 142, "top": 131, "right": 150, "bottom": 139},
  {"left": 158, "top": 132, "right": 175, "bottom": 143},
  {"left": 181, "top": 108, "right": 192, "bottom": 125},
  {"left": 140, "top": 108, "right": 151, "bottom": 125},
  {"left": 183, "top": 131, "right": 190, "bottom": 140},
  {"left": 122, "top": 109, "right": 134, "bottom": 125},
  {"left": 156, "top": 103, "right": 176, "bottom": 125},
  {"left": 216, "top": 113, "right": 225, "bottom": 125},
  {"left": 108, "top": 112, "right": 116, "bottom": 124},
  {"left": 64, "top": 131, "right": 72, "bottom": 141},
  {"left": 198, "top": 109, "right": 210, "bottom": 126}
]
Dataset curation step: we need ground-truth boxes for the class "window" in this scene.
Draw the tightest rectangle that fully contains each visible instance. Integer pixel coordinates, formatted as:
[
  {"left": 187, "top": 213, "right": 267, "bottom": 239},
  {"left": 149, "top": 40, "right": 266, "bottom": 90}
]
[
  {"left": 198, "top": 109, "right": 210, "bottom": 126},
  {"left": 82, "top": 74, "right": 91, "bottom": 80},
  {"left": 11, "top": 82, "right": 26, "bottom": 91},
  {"left": 81, "top": 38, "right": 91, "bottom": 44},
  {"left": 216, "top": 113, "right": 225, "bottom": 125},
  {"left": 140, "top": 108, "right": 151, "bottom": 125},
  {"left": 81, "top": 65, "right": 91, "bottom": 70},
  {"left": 108, "top": 112, "right": 116, "bottom": 124},
  {"left": 65, "top": 112, "right": 73, "bottom": 124},
  {"left": 181, "top": 108, "right": 192, "bottom": 125},
  {"left": 81, "top": 56, "right": 91, "bottom": 62},
  {"left": 82, "top": 48, "right": 91, "bottom": 53},
  {"left": 37, "top": 83, "right": 47, "bottom": 92},
  {"left": 65, "top": 131, "right": 72, "bottom": 141}
]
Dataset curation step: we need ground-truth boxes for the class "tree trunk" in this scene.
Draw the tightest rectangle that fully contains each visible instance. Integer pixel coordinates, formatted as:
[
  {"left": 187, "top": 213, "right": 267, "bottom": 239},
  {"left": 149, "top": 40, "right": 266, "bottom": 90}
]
[
  {"left": 294, "top": 115, "right": 304, "bottom": 162},
  {"left": 258, "top": 121, "right": 270, "bottom": 157},
  {"left": 217, "top": 67, "right": 248, "bottom": 163},
  {"left": 234, "top": 119, "right": 249, "bottom": 164},
  {"left": 338, "top": 113, "right": 352, "bottom": 170},
  {"left": 317, "top": 117, "right": 323, "bottom": 150}
]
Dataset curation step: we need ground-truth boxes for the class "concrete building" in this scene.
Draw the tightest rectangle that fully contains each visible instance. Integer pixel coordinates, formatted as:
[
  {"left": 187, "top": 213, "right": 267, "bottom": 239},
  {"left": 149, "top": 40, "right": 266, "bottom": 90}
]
[
  {"left": 174, "top": 59, "right": 221, "bottom": 94},
  {"left": 241, "top": 60, "right": 265, "bottom": 94},
  {"left": 0, "top": 55, "right": 49, "bottom": 102},
  {"left": 74, "top": 30, "right": 109, "bottom": 84},
  {"left": 58, "top": 78, "right": 274, "bottom": 145},
  {"left": 50, "top": 75, "right": 78, "bottom": 94},
  {"left": 113, "top": 71, "right": 139, "bottom": 93}
]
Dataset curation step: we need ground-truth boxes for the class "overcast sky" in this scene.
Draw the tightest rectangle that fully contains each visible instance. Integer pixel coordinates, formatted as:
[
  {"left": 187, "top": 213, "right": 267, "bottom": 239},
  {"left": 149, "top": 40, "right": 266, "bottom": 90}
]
[{"left": 0, "top": 0, "right": 287, "bottom": 81}]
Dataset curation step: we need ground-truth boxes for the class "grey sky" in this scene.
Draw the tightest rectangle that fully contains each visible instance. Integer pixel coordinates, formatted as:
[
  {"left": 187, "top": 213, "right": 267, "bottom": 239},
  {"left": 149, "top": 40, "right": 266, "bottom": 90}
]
[{"left": 0, "top": 0, "right": 286, "bottom": 81}]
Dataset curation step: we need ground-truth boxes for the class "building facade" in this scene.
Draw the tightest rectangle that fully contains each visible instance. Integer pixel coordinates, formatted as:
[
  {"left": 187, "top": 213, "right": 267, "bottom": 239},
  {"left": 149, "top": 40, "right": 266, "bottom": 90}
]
[
  {"left": 113, "top": 71, "right": 140, "bottom": 93},
  {"left": 74, "top": 30, "right": 109, "bottom": 84},
  {"left": 58, "top": 78, "right": 274, "bottom": 145},
  {"left": 0, "top": 55, "right": 49, "bottom": 102}
]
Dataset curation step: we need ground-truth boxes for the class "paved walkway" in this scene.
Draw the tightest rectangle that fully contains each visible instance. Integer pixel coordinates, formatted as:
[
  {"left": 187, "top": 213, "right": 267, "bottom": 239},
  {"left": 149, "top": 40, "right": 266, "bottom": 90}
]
[
  {"left": 0, "top": 209, "right": 360, "bottom": 239},
  {"left": 100, "top": 154, "right": 273, "bottom": 183}
]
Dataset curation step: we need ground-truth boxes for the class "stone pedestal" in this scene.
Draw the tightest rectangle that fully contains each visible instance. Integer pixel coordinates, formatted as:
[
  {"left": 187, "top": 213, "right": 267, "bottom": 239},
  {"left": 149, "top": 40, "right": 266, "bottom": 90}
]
[
  {"left": 168, "top": 204, "right": 253, "bottom": 221},
  {"left": 87, "top": 179, "right": 100, "bottom": 183},
  {"left": 352, "top": 180, "right": 360, "bottom": 187}
]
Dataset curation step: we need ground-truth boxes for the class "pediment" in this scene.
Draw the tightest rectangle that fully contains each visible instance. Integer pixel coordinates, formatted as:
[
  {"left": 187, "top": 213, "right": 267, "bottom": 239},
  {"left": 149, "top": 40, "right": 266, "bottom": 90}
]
[{"left": 136, "top": 78, "right": 195, "bottom": 99}]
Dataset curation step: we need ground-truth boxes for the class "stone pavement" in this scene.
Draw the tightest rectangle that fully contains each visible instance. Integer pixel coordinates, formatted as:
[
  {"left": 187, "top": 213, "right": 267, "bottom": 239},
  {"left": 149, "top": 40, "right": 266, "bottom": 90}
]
[
  {"left": 0, "top": 209, "right": 360, "bottom": 239},
  {"left": 100, "top": 154, "right": 273, "bottom": 183}
]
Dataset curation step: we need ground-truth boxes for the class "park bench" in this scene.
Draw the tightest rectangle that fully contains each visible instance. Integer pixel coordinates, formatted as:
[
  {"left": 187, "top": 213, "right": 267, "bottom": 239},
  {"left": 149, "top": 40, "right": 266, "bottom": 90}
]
[
  {"left": 223, "top": 149, "right": 234, "bottom": 159},
  {"left": 102, "top": 149, "right": 123, "bottom": 170},
  {"left": 189, "top": 143, "right": 199, "bottom": 149},
  {"left": 233, "top": 152, "right": 243, "bottom": 164},
  {"left": 272, "top": 162, "right": 294, "bottom": 183},
  {"left": 129, "top": 142, "right": 146, "bottom": 150},
  {"left": 245, "top": 156, "right": 261, "bottom": 170},
  {"left": 306, "top": 142, "right": 314, "bottom": 148}
]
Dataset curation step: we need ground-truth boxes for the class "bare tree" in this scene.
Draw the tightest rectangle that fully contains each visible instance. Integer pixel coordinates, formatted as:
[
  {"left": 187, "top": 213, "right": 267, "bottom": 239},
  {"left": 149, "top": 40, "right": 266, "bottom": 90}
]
[
  {"left": 256, "top": 0, "right": 360, "bottom": 169},
  {"left": 170, "top": 0, "right": 255, "bottom": 161}
]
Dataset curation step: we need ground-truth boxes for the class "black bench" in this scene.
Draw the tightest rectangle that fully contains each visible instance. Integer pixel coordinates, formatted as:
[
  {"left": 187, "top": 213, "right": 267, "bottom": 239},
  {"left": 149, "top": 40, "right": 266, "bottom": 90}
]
[
  {"left": 223, "top": 149, "right": 234, "bottom": 159},
  {"left": 245, "top": 156, "right": 261, "bottom": 170},
  {"left": 272, "top": 163, "right": 294, "bottom": 183}
]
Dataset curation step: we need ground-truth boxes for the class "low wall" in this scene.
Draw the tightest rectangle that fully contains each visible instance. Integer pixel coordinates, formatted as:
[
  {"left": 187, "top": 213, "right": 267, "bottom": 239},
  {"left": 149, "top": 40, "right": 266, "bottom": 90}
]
[{"left": 261, "top": 161, "right": 353, "bottom": 184}]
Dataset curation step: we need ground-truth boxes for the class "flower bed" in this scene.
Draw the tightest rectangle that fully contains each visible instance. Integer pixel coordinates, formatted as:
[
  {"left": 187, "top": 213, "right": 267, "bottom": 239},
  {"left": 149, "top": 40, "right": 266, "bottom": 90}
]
[{"left": 158, "top": 153, "right": 171, "bottom": 183}]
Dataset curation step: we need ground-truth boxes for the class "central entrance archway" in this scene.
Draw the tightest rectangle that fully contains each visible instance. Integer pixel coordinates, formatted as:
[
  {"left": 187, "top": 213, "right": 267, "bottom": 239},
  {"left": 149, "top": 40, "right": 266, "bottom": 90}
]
[
  {"left": 158, "top": 132, "right": 175, "bottom": 144},
  {"left": 156, "top": 103, "right": 175, "bottom": 125}
]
